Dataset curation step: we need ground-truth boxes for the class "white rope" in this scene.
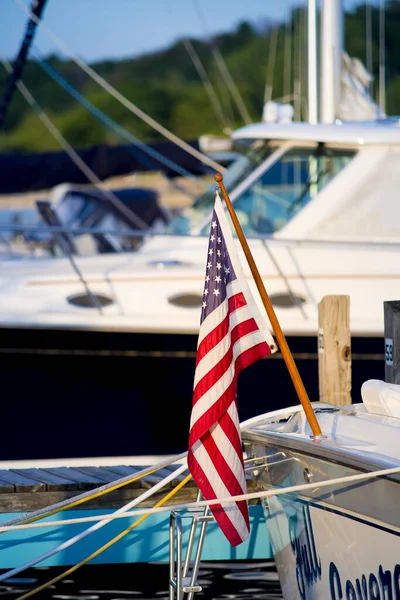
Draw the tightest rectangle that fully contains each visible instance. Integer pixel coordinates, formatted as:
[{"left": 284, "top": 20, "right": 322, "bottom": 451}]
[
  {"left": 1, "top": 464, "right": 399, "bottom": 534},
  {"left": 0, "top": 463, "right": 188, "bottom": 581},
  {"left": 1, "top": 57, "right": 149, "bottom": 230},
  {"left": 12, "top": 0, "right": 226, "bottom": 174},
  {"left": 0, "top": 405, "right": 301, "bottom": 531}
]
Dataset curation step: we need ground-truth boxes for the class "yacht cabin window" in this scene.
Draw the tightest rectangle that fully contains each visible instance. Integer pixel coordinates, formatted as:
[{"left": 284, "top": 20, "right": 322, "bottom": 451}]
[
  {"left": 166, "top": 142, "right": 356, "bottom": 236},
  {"left": 227, "top": 145, "right": 355, "bottom": 236}
]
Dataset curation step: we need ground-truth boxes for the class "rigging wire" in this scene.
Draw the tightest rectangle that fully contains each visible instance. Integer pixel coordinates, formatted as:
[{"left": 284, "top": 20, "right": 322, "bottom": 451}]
[
  {"left": 182, "top": 37, "right": 233, "bottom": 132},
  {"left": 294, "top": 5, "right": 302, "bottom": 121},
  {"left": 0, "top": 56, "right": 149, "bottom": 230},
  {"left": 301, "top": 4, "right": 308, "bottom": 122},
  {"left": 32, "top": 49, "right": 209, "bottom": 187},
  {"left": 14, "top": 472, "right": 193, "bottom": 600},
  {"left": 283, "top": 14, "right": 293, "bottom": 101},
  {"left": 264, "top": 24, "right": 279, "bottom": 105},
  {"left": 379, "top": 0, "right": 386, "bottom": 113},
  {"left": 191, "top": 0, "right": 252, "bottom": 125},
  {"left": 365, "top": 0, "right": 373, "bottom": 95},
  {"left": 13, "top": 0, "right": 226, "bottom": 174}
]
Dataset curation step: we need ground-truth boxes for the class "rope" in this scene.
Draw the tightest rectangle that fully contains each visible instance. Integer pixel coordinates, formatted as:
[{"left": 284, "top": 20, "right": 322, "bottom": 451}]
[
  {"left": 14, "top": 473, "right": 192, "bottom": 600},
  {"left": 0, "top": 57, "right": 149, "bottom": 231},
  {"left": 0, "top": 452, "right": 187, "bottom": 530},
  {"left": 2, "top": 463, "right": 400, "bottom": 534},
  {"left": 33, "top": 49, "right": 208, "bottom": 185},
  {"left": 12, "top": 0, "right": 226, "bottom": 174},
  {"left": 0, "top": 408, "right": 293, "bottom": 531},
  {"left": 0, "top": 463, "right": 188, "bottom": 583}
]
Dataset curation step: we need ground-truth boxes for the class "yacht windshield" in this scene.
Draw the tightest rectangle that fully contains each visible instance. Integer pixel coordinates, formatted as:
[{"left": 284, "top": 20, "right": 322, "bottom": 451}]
[
  {"left": 165, "top": 142, "right": 355, "bottom": 236},
  {"left": 221, "top": 145, "right": 356, "bottom": 237},
  {"left": 164, "top": 140, "right": 275, "bottom": 234}
]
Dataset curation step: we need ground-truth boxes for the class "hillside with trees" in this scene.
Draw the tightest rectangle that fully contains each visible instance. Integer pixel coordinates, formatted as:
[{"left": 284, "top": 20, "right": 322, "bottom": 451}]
[{"left": 2, "top": 1, "right": 400, "bottom": 152}]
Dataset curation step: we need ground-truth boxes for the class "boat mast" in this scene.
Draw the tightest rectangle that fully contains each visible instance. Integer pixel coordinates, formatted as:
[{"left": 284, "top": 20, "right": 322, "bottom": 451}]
[
  {"left": 307, "top": 0, "right": 318, "bottom": 124},
  {"left": 320, "top": 0, "right": 343, "bottom": 123},
  {"left": 0, "top": 0, "right": 48, "bottom": 129}
]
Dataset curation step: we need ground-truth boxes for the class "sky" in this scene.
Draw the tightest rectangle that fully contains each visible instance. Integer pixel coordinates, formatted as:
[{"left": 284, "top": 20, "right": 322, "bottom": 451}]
[{"left": 1, "top": 0, "right": 363, "bottom": 64}]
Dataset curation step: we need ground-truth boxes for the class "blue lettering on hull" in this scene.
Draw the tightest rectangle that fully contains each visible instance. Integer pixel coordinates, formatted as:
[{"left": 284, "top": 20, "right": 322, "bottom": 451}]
[
  {"left": 289, "top": 504, "right": 400, "bottom": 600},
  {"left": 330, "top": 561, "right": 400, "bottom": 600},
  {"left": 289, "top": 505, "right": 322, "bottom": 598}
]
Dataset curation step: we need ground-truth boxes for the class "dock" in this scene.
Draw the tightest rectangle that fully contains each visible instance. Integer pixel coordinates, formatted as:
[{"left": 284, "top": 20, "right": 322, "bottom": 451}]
[{"left": 0, "top": 463, "right": 261, "bottom": 513}]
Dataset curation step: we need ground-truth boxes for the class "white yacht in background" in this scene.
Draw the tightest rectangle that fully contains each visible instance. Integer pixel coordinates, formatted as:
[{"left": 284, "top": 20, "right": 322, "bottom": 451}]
[
  {"left": 1, "top": 118, "right": 400, "bottom": 337},
  {"left": 0, "top": 0, "right": 394, "bottom": 339}
]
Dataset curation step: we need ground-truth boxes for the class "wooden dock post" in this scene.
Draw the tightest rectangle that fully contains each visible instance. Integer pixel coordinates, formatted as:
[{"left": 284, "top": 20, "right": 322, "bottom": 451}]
[
  {"left": 383, "top": 301, "right": 400, "bottom": 384},
  {"left": 318, "top": 295, "right": 351, "bottom": 405}
]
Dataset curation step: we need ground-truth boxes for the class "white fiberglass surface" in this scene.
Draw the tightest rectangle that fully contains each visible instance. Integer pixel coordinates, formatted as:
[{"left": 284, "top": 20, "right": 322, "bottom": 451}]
[
  {"left": 249, "top": 405, "right": 400, "bottom": 464},
  {"left": 311, "top": 147, "right": 400, "bottom": 241}
]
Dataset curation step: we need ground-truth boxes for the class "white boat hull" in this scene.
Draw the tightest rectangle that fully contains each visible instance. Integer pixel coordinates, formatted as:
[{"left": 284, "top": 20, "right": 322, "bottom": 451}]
[
  {"left": 242, "top": 404, "right": 400, "bottom": 600},
  {"left": 266, "top": 496, "right": 400, "bottom": 600}
]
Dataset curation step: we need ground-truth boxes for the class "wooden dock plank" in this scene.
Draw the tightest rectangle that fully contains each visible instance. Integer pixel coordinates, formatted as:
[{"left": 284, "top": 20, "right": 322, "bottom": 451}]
[
  {"left": 72, "top": 466, "right": 136, "bottom": 485},
  {"left": 14, "top": 469, "right": 79, "bottom": 491},
  {"left": 152, "top": 466, "right": 187, "bottom": 484},
  {"left": 0, "top": 479, "right": 15, "bottom": 494},
  {"left": 103, "top": 465, "right": 148, "bottom": 488},
  {"left": 116, "top": 466, "right": 180, "bottom": 487},
  {"left": 41, "top": 467, "right": 107, "bottom": 490},
  {"left": 0, "top": 470, "right": 46, "bottom": 493},
  {"left": 109, "top": 465, "right": 188, "bottom": 488},
  {"left": 0, "top": 463, "right": 224, "bottom": 512}
]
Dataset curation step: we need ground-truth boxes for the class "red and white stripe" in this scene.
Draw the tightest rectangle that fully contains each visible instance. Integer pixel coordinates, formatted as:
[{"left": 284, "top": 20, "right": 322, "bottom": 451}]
[{"left": 188, "top": 193, "right": 276, "bottom": 547}]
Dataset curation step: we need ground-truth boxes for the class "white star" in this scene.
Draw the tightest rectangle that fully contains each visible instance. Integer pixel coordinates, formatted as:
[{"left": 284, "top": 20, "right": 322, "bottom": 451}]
[
  {"left": 217, "top": 237, "right": 221, "bottom": 243},
  {"left": 204, "top": 288, "right": 209, "bottom": 295},
  {"left": 224, "top": 266, "right": 230, "bottom": 274},
  {"left": 217, "top": 249, "right": 221, "bottom": 257},
  {"left": 213, "top": 288, "right": 220, "bottom": 296},
  {"left": 202, "top": 301, "right": 207, "bottom": 309},
  {"left": 205, "top": 274, "right": 210, "bottom": 282},
  {"left": 215, "top": 275, "right": 221, "bottom": 283},
  {"left": 210, "top": 234, "right": 215, "bottom": 242},
  {"left": 208, "top": 248, "right": 214, "bottom": 256},
  {"left": 211, "top": 220, "right": 217, "bottom": 229},
  {"left": 216, "top": 262, "right": 222, "bottom": 270},
  {"left": 207, "top": 262, "right": 212, "bottom": 269}
]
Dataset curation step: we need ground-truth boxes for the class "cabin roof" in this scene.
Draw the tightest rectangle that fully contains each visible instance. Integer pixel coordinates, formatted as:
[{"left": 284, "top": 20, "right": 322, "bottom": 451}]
[{"left": 232, "top": 119, "right": 400, "bottom": 146}]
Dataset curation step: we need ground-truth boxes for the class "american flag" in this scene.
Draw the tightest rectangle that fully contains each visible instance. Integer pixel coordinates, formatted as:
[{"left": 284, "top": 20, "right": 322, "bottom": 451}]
[{"left": 187, "top": 191, "right": 276, "bottom": 546}]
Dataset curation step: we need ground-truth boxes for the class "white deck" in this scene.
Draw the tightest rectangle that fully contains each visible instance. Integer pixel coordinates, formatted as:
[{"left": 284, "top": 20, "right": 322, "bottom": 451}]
[{"left": 243, "top": 403, "right": 400, "bottom": 467}]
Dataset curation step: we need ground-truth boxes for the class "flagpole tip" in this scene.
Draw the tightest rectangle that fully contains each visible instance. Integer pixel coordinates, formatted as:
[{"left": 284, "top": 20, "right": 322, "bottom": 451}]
[{"left": 214, "top": 173, "right": 223, "bottom": 183}]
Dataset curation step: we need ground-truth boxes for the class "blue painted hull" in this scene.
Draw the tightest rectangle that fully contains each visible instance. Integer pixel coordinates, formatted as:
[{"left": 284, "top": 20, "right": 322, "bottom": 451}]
[{"left": 0, "top": 505, "right": 272, "bottom": 568}]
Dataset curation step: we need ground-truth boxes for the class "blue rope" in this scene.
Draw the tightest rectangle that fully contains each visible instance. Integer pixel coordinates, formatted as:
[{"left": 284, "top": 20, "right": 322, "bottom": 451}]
[{"left": 32, "top": 49, "right": 204, "bottom": 182}]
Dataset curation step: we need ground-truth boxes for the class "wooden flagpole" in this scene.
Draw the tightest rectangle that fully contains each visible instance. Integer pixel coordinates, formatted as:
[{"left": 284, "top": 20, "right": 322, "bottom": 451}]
[{"left": 215, "top": 173, "right": 323, "bottom": 438}]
